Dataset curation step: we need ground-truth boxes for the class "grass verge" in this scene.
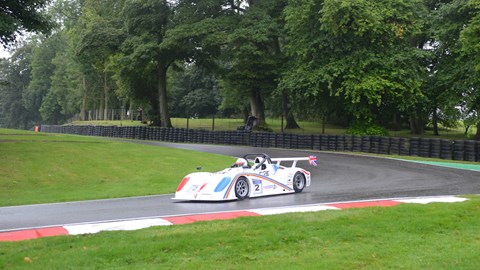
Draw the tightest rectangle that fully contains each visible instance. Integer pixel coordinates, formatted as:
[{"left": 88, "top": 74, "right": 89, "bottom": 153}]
[
  {"left": 326, "top": 152, "right": 480, "bottom": 171},
  {"left": 0, "top": 128, "right": 234, "bottom": 207},
  {"left": 0, "top": 196, "right": 479, "bottom": 269}
]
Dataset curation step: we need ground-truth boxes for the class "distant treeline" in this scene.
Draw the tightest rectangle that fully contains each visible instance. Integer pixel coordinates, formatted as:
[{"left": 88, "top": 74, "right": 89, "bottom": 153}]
[{"left": 1, "top": 0, "right": 480, "bottom": 140}]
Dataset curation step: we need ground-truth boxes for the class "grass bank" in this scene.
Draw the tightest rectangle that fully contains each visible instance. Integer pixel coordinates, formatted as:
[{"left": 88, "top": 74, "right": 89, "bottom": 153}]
[
  {"left": 330, "top": 152, "right": 480, "bottom": 171},
  {"left": 0, "top": 128, "right": 234, "bottom": 207},
  {"left": 0, "top": 196, "right": 478, "bottom": 269}
]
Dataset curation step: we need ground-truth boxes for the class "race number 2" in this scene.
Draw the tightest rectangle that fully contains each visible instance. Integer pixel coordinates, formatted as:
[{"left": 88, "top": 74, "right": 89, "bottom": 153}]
[{"left": 253, "top": 180, "right": 263, "bottom": 194}]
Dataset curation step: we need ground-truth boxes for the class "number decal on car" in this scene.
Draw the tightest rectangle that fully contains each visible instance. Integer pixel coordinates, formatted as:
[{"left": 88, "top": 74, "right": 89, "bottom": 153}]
[
  {"left": 259, "top": 171, "right": 269, "bottom": 177},
  {"left": 253, "top": 180, "right": 263, "bottom": 194}
]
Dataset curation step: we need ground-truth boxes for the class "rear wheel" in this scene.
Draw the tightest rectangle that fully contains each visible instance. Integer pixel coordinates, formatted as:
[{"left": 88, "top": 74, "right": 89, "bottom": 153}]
[
  {"left": 235, "top": 177, "right": 250, "bottom": 200},
  {"left": 293, "top": 172, "right": 306, "bottom": 193}
]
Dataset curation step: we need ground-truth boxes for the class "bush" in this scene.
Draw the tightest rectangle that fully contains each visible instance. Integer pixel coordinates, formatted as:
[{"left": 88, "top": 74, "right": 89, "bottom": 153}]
[
  {"left": 254, "top": 125, "right": 273, "bottom": 132},
  {"left": 346, "top": 123, "right": 389, "bottom": 136}
]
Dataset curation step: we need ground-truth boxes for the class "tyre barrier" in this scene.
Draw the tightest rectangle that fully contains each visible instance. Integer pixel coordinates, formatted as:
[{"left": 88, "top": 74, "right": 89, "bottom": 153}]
[
  {"left": 312, "top": 135, "right": 321, "bottom": 151},
  {"left": 389, "top": 137, "right": 400, "bottom": 155},
  {"left": 344, "top": 135, "right": 353, "bottom": 152},
  {"left": 352, "top": 136, "right": 362, "bottom": 152},
  {"left": 439, "top": 139, "right": 450, "bottom": 159},
  {"left": 328, "top": 135, "right": 337, "bottom": 151},
  {"left": 464, "top": 140, "right": 476, "bottom": 162},
  {"left": 430, "top": 139, "right": 441, "bottom": 159},
  {"left": 336, "top": 135, "right": 345, "bottom": 152},
  {"left": 291, "top": 134, "right": 299, "bottom": 149},
  {"left": 361, "top": 136, "right": 371, "bottom": 153},
  {"left": 370, "top": 136, "right": 380, "bottom": 154},
  {"left": 320, "top": 135, "right": 329, "bottom": 151},
  {"left": 419, "top": 138, "right": 431, "bottom": 158},
  {"left": 297, "top": 135, "right": 308, "bottom": 149},
  {"left": 379, "top": 136, "right": 390, "bottom": 155},
  {"left": 477, "top": 141, "right": 480, "bottom": 162},
  {"left": 276, "top": 133, "right": 284, "bottom": 148},
  {"left": 410, "top": 138, "right": 420, "bottom": 156},
  {"left": 453, "top": 140, "right": 464, "bottom": 161},
  {"left": 39, "top": 125, "right": 479, "bottom": 162}
]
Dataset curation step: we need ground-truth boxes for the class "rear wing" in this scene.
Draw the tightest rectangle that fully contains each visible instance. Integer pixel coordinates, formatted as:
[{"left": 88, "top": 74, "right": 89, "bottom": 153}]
[{"left": 271, "top": 156, "right": 317, "bottom": 168}]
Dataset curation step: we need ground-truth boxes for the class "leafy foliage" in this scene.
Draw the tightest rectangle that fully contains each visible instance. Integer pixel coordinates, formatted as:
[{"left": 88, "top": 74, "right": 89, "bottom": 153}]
[
  {"left": 169, "top": 65, "right": 221, "bottom": 117},
  {"left": 0, "top": 0, "right": 53, "bottom": 46},
  {"left": 346, "top": 122, "right": 390, "bottom": 136},
  {"left": 0, "top": 47, "right": 37, "bottom": 129},
  {"left": 284, "top": 0, "right": 427, "bottom": 123},
  {"left": 0, "top": 0, "right": 479, "bottom": 139}
]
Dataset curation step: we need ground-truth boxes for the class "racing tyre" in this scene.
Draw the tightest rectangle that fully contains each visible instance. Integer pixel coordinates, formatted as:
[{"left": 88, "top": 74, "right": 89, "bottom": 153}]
[
  {"left": 293, "top": 172, "right": 306, "bottom": 193},
  {"left": 235, "top": 177, "right": 250, "bottom": 200}
]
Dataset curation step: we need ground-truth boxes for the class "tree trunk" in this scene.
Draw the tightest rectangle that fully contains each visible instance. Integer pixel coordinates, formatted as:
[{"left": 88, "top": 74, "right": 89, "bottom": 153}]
[
  {"left": 249, "top": 88, "right": 265, "bottom": 127},
  {"left": 149, "top": 95, "right": 161, "bottom": 126},
  {"left": 392, "top": 113, "right": 400, "bottom": 131},
  {"left": 409, "top": 114, "right": 424, "bottom": 135},
  {"left": 99, "top": 90, "right": 104, "bottom": 120},
  {"left": 322, "top": 114, "right": 326, "bottom": 134},
  {"left": 158, "top": 65, "right": 172, "bottom": 128},
  {"left": 242, "top": 108, "right": 249, "bottom": 123},
  {"left": 432, "top": 106, "right": 439, "bottom": 136},
  {"left": 81, "top": 76, "right": 87, "bottom": 121},
  {"left": 282, "top": 92, "right": 300, "bottom": 129},
  {"left": 129, "top": 102, "right": 133, "bottom": 121},
  {"left": 121, "top": 100, "right": 125, "bottom": 121},
  {"left": 103, "top": 71, "right": 109, "bottom": 122}
]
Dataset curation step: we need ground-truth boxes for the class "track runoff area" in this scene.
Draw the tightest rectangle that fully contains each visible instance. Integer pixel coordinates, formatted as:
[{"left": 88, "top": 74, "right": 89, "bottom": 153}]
[{"left": 0, "top": 195, "right": 468, "bottom": 242}]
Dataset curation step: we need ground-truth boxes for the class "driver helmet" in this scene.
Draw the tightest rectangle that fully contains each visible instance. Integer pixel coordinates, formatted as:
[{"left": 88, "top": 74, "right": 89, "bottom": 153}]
[
  {"left": 254, "top": 157, "right": 263, "bottom": 165},
  {"left": 235, "top": 158, "right": 246, "bottom": 167}
]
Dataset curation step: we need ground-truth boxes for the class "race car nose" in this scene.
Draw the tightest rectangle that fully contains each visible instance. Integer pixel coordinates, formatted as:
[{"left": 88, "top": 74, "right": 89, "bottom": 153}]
[{"left": 176, "top": 177, "right": 190, "bottom": 192}]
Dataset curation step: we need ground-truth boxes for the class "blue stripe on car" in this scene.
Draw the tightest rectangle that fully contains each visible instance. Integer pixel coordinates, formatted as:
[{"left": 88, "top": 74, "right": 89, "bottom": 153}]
[{"left": 214, "top": 176, "right": 231, "bottom": 192}]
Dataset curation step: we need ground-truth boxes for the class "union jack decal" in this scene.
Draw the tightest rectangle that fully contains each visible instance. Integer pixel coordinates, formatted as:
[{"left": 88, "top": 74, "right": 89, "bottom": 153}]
[{"left": 309, "top": 156, "right": 317, "bottom": 166}]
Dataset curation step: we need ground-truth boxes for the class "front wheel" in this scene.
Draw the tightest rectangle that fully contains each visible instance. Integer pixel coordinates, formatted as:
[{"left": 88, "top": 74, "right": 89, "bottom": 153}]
[
  {"left": 293, "top": 172, "right": 306, "bottom": 193},
  {"left": 235, "top": 177, "right": 250, "bottom": 200}
]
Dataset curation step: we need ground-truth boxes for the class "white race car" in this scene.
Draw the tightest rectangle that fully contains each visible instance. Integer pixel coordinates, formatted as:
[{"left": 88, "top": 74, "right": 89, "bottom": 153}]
[{"left": 173, "top": 153, "right": 316, "bottom": 201}]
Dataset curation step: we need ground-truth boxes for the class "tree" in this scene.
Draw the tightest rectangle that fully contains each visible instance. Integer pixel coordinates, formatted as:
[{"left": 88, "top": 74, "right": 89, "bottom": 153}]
[
  {"left": 169, "top": 64, "right": 221, "bottom": 118},
  {"left": 460, "top": 0, "right": 480, "bottom": 72},
  {"left": 116, "top": 0, "right": 237, "bottom": 126},
  {"left": 158, "top": 0, "right": 245, "bottom": 125},
  {"left": 40, "top": 37, "right": 82, "bottom": 124},
  {"left": 0, "top": 44, "right": 36, "bottom": 129},
  {"left": 165, "top": 0, "right": 294, "bottom": 129},
  {"left": 23, "top": 0, "right": 85, "bottom": 125},
  {"left": 112, "top": 0, "right": 175, "bottom": 127},
  {"left": 418, "top": 0, "right": 476, "bottom": 135},
  {"left": 283, "top": 0, "right": 427, "bottom": 131},
  {"left": 219, "top": 0, "right": 289, "bottom": 129},
  {"left": 0, "top": 0, "right": 53, "bottom": 46},
  {"left": 74, "top": 0, "right": 126, "bottom": 121},
  {"left": 24, "top": 35, "right": 58, "bottom": 124},
  {"left": 459, "top": 0, "right": 480, "bottom": 139}
]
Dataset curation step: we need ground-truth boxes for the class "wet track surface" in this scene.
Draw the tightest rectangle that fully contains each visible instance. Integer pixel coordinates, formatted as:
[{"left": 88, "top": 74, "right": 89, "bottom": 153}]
[{"left": 1, "top": 140, "right": 479, "bottom": 231}]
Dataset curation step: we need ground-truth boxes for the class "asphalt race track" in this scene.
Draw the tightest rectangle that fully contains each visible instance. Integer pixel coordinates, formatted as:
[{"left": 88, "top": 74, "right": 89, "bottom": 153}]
[{"left": 1, "top": 140, "right": 479, "bottom": 232}]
